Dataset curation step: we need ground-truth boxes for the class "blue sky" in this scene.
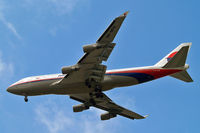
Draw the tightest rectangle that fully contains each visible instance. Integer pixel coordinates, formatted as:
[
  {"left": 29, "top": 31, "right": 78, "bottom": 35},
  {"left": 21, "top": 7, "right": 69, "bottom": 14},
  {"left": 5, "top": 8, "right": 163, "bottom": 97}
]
[{"left": 0, "top": 0, "right": 199, "bottom": 133}]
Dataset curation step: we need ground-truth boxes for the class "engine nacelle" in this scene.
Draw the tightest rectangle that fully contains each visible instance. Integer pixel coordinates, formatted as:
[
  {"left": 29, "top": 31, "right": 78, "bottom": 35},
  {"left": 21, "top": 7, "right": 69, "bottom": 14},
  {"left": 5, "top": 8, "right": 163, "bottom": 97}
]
[
  {"left": 61, "top": 65, "right": 79, "bottom": 74},
  {"left": 83, "top": 43, "right": 103, "bottom": 53},
  {"left": 100, "top": 112, "right": 117, "bottom": 120},
  {"left": 73, "top": 104, "right": 89, "bottom": 112},
  {"left": 184, "top": 64, "right": 189, "bottom": 69}
]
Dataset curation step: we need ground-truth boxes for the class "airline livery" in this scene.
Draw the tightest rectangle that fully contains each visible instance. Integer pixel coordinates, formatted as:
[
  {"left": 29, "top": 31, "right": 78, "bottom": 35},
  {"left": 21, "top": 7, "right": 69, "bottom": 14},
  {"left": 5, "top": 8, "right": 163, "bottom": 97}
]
[{"left": 7, "top": 12, "right": 193, "bottom": 120}]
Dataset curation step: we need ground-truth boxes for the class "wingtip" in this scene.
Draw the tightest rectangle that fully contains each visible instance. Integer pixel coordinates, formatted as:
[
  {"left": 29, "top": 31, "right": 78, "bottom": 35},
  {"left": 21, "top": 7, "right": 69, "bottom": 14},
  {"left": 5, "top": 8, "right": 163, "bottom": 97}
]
[
  {"left": 123, "top": 11, "right": 129, "bottom": 16},
  {"left": 143, "top": 115, "right": 149, "bottom": 119},
  {"left": 120, "top": 11, "right": 129, "bottom": 17}
]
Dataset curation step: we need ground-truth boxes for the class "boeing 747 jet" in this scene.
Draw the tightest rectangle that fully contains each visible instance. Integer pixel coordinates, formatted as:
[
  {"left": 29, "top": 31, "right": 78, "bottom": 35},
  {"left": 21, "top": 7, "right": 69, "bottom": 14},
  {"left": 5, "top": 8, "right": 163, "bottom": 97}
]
[{"left": 7, "top": 11, "right": 193, "bottom": 120}]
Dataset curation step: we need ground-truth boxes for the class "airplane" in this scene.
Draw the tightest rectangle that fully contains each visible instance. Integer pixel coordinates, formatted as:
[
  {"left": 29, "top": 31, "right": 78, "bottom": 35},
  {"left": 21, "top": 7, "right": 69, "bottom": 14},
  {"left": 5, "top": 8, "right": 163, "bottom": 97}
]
[{"left": 7, "top": 11, "right": 193, "bottom": 121}]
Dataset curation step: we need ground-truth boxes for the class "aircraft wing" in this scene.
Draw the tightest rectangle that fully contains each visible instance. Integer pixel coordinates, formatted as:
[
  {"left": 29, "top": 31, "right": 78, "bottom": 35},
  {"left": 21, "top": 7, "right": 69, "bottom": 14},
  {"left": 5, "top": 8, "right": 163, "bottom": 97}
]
[
  {"left": 70, "top": 93, "right": 147, "bottom": 120},
  {"left": 59, "top": 12, "right": 129, "bottom": 84},
  {"left": 96, "top": 11, "right": 129, "bottom": 43}
]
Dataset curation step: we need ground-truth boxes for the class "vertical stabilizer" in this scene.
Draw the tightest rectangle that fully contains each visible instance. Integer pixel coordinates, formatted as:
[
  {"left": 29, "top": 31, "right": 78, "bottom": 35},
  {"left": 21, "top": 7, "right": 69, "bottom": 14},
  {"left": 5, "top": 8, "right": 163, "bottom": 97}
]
[
  {"left": 155, "top": 43, "right": 192, "bottom": 68},
  {"left": 155, "top": 43, "right": 193, "bottom": 82}
]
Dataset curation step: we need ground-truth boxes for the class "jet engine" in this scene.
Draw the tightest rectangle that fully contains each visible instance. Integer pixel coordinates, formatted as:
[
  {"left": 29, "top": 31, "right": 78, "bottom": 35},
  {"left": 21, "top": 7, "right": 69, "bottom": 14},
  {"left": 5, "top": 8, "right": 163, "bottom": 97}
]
[
  {"left": 83, "top": 43, "right": 103, "bottom": 53},
  {"left": 61, "top": 65, "right": 79, "bottom": 74},
  {"left": 73, "top": 104, "right": 89, "bottom": 112},
  {"left": 100, "top": 112, "right": 117, "bottom": 120}
]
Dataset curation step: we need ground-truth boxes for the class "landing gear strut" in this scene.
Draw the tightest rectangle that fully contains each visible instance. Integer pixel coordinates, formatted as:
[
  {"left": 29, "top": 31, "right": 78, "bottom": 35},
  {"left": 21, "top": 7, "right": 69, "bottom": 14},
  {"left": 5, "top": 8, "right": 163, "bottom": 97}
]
[
  {"left": 85, "top": 79, "right": 92, "bottom": 88},
  {"left": 86, "top": 79, "right": 104, "bottom": 98},
  {"left": 89, "top": 98, "right": 96, "bottom": 106},
  {"left": 94, "top": 85, "right": 103, "bottom": 98},
  {"left": 24, "top": 96, "right": 28, "bottom": 102}
]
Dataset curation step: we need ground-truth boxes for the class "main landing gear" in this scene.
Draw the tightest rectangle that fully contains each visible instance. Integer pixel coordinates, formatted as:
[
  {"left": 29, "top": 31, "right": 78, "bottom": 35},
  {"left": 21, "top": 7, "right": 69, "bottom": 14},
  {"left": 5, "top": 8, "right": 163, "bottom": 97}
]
[
  {"left": 88, "top": 85, "right": 103, "bottom": 99},
  {"left": 24, "top": 96, "right": 28, "bottom": 102},
  {"left": 86, "top": 78, "right": 104, "bottom": 103},
  {"left": 94, "top": 85, "right": 103, "bottom": 98}
]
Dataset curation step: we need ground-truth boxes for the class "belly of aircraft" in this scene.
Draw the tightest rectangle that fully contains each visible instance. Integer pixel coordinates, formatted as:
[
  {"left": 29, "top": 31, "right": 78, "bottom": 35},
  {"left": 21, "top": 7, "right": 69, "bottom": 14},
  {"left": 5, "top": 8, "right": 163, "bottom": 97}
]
[
  {"left": 13, "top": 75, "right": 142, "bottom": 96},
  {"left": 15, "top": 80, "right": 91, "bottom": 96}
]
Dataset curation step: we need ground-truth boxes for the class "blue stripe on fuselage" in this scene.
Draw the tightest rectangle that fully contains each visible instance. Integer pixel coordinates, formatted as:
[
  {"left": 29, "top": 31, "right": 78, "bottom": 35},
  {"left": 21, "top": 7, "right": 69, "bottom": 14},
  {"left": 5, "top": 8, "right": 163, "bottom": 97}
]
[{"left": 105, "top": 73, "right": 154, "bottom": 83}]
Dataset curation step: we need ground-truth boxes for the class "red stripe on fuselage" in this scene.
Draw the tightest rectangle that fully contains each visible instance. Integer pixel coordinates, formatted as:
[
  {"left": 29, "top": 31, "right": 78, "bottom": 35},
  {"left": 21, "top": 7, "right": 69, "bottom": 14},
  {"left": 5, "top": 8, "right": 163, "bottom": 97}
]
[{"left": 106, "top": 69, "right": 181, "bottom": 79}]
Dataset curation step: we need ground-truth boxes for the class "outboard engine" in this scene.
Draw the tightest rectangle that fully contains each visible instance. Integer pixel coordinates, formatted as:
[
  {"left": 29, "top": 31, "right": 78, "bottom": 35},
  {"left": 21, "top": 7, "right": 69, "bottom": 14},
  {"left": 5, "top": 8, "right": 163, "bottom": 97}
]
[
  {"left": 100, "top": 112, "right": 117, "bottom": 120},
  {"left": 73, "top": 104, "right": 89, "bottom": 112},
  {"left": 61, "top": 65, "right": 80, "bottom": 74}
]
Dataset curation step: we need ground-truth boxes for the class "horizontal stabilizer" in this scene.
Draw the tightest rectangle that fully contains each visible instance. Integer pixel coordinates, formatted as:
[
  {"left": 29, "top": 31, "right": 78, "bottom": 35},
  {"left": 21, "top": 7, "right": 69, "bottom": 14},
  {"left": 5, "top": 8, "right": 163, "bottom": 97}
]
[{"left": 170, "top": 70, "right": 193, "bottom": 82}]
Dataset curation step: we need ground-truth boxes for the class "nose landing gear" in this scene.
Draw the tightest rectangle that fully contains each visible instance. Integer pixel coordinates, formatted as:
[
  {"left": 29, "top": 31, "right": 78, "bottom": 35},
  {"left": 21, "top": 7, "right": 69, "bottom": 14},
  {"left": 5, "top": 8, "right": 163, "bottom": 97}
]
[{"left": 24, "top": 96, "right": 28, "bottom": 102}]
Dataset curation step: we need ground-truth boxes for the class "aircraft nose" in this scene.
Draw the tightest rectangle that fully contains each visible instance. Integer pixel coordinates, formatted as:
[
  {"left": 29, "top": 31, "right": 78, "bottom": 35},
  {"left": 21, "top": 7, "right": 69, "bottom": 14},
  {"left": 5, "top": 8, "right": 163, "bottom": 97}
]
[{"left": 7, "top": 86, "right": 17, "bottom": 94}]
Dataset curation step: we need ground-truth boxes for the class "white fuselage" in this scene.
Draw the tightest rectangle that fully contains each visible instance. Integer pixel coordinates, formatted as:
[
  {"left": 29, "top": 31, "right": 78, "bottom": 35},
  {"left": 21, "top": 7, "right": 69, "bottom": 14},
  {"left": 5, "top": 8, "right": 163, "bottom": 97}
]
[{"left": 7, "top": 66, "right": 182, "bottom": 97}]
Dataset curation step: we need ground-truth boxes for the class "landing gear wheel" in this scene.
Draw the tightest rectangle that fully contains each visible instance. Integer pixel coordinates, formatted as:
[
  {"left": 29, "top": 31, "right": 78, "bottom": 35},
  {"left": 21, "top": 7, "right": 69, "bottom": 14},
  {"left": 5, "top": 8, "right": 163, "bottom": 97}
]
[
  {"left": 85, "top": 79, "right": 92, "bottom": 88},
  {"left": 24, "top": 96, "right": 28, "bottom": 102},
  {"left": 94, "top": 85, "right": 101, "bottom": 92},
  {"left": 89, "top": 98, "right": 96, "bottom": 106},
  {"left": 95, "top": 92, "right": 104, "bottom": 98},
  {"left": 85, "top": 105, "right": 90, "bottom": 109},
  {"left": 94, "top": 85, "right": 103, "bottom": 98},
  {"left": 89, "top": 93, "right": 93, "bottom": 97}
]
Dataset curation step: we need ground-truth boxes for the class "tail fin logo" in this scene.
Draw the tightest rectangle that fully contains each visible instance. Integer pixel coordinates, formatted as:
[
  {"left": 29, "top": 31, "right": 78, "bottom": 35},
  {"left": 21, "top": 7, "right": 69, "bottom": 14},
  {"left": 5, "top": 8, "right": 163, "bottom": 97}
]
[{"left": 167, "top": 51, "right": 177, "bottom": 61}]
